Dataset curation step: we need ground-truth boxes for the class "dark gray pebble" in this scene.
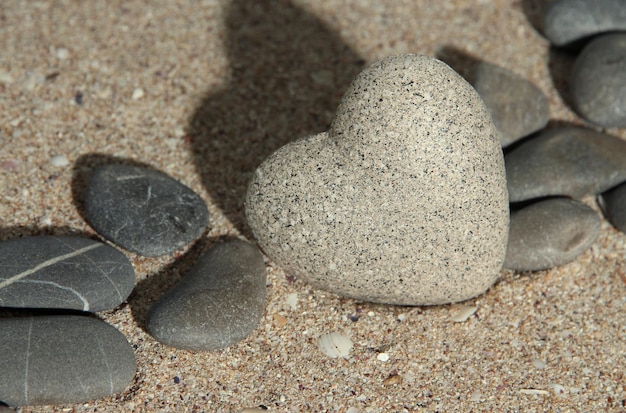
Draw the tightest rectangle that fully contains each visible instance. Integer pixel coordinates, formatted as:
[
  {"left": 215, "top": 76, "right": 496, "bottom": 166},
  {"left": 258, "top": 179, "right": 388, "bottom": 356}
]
[
  {"left": 600, "top": 182, "right": 626, "bottom": 234},
  {"left": 147, "top": 240, "right": 266, "bottom": 351},
  {"left": 0, "top": 236, "right": 135, "bottom": 311},
  {"left": 504, "top": 197, "right": 601, "bottom": 271},
  {"left": 469, "top": 62, "right": 549, "bottom": 147},
  {"left": 505, "top": 127, "right": 626, "bottom": 203},
  {"left": 572, "top": 33, "right": 626, "bottom": 128},
  {"left": 85, "top": 164, "right": 209, "bottom": 257},
  {"left": 544, "top": 0, "right": 626, "bottom": 46},
  {"left": 0, "top": 316, "right": 136, "bottom": 407}
]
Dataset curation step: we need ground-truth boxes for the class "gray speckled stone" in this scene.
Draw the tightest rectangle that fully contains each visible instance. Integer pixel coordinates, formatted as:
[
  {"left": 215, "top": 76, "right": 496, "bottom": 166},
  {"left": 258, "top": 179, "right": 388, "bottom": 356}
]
[
  {"left": 0, "top": 236, "right": 134, "bottom": 311},
  {"left": 0, "top": 316, "right": 136, "bottom": 407},
  {"left": 544, "top": 0, "right": 626, "bottom": 46},
  {"left": 245, "top": 54, "right": 509, "bottom": 306},
  {"left": 572, "top": 33, "right": 626, "bottom": 128},
  {"left": 504, "top": 197, "right": 601, "bottom": 271},
  {"left": 600, "top": 182, "right": 626, "bottom": 234},
  {"left": 469, "top": 62, "right": 549, "bottom": 147},
  {"left": 506, "top": 127, "right": 626, "bottom": 203},
  {"left": 85, "top": 164, "right": 209, "bottom": 257},
  {"left": 147, "top": 240, "right": 266, "bottom": 350}
]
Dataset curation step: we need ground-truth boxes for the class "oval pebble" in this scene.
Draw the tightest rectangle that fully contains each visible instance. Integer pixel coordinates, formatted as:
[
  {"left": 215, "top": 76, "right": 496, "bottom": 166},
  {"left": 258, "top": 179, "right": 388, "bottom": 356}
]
[
  {"left": 544, "top": 0, "right": 626, "bottom": 46},
  {"left": 147, "top": 240, "right": 266, "bottom": 351},
  {"left": 505, "top": 127, "right": 626, "bottom": 203},
  {"left": 0, "top": 236, "right": 135, "bottom": 311},
  {"left": 469, "top": 61, "right": 549, "bottom": 147},
  {"left": 0, "top": 316, "right": 136, "bottom": 407},
  {"left": 600, "top": 182, "right": 626, "bottom": 234},
  {"left": 504, "top": 197, "right": 601, "bottom": 271},
  {"left": 572, "top": 32, "right": 626, "bottom": 128},
  {"left": 317, "top": 332, "right": 353, "bottom": 359},
  {"left": 85, "top": 164, "right": 209, "bottom": 257}
]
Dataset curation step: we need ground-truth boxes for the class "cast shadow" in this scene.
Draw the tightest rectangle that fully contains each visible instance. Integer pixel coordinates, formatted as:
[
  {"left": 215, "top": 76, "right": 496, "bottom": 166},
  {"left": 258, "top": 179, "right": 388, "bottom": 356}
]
[
  {"left": 436, "top": 45, "right": 483, "bottom": 82},
  {"left": 520, "top": 0, "right": 552, "bottom": 36},
  {"left": 187, "top": 0, "right": 364, "bottom": 238}
]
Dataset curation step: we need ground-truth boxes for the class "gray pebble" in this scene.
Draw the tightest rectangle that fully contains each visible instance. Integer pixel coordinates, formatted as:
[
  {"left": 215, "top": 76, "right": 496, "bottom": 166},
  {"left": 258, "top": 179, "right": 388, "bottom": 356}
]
[
  {"left": 85, "top": 164, "right": 209, "bottom": 257},
  {"left": 600, "top": 181, "right": 626, "bottom": 234},
  {"left": 544, "top": 0, "right": 626, "bottom": 46},
  {"left": 0, "top": 236, "right": 134, "bottom": 311},
  {"left": 504, "top": 197, "right": 601, "bottom": 271},
  {"left": 0, "top": 316, "right": 136, "bottom": 407},
  {"left": 469, "top": 61, "right": 549, "bottom": 147},
  {"left": 572, "top": 32, "right": 626, "bottom": 128},
  {"left": 147, "top": 240, "right": 266, "bottom": 351},
  {"left": 246, "top": 54, "right": 509, "bottom": 306},
  {"left": 505, "top": 126, "right": 626, "bottom": 203}
]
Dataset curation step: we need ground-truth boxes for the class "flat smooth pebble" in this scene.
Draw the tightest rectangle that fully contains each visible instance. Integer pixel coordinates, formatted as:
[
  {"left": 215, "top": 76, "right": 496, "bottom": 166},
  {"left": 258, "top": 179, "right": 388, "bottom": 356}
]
[
  {"left": 85, "top": 164, "right": 209, "bottom": 257},
  {"left": 600, "top": 182, "right": 626, "bottom": 234},
  {"left": 544, "top": 0, "right": 626, "bottom": 46},
  {"left": 504, "top": 197, "right": 601, "bottom": 271},
  {"left": 505, "top": 126, "right": 626, "bottom": 203},
  {"left": 572, "top": 33, "right": 626, "bottom": 128},
  {"left": 246, "top": 54, "right": 509, "bottom": 305},
  {"left": 0, "top": 236, "right": 134, "bottom": 311},
  {"left": 469, "top": 61, "right": 549, "bottom": 147},
  {"left": 0, "top": 316, "right": 136, "bottom": 407},
  {"left": 147, "top": 240, "right": 266, "bottom": 350}
]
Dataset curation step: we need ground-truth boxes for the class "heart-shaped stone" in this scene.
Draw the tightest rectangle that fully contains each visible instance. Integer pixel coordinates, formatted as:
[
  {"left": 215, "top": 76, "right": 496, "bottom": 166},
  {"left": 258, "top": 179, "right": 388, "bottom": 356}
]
[{"left": 245, "top": 54, "right": 509, "bottom": 305}]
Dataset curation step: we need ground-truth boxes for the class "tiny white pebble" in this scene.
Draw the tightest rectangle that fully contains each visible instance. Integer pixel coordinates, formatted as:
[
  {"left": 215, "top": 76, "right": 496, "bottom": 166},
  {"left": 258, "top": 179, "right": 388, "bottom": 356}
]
[
  {"left": 450, "top": 305, "right": 477, "bottom": 322},
  {"left": 367, "top": 311, "right": 375, "bottom": 317},
  {"left": 397, "top": 313, "right": 407, "bottom": 322},
  {"left": 550, "top": 383, "right": 567, "bottom": 396},
  {"left": 318, "top": 332, "right": 352, "bottom": 359},
  {"left": 56, "top": 47, "right": 69, "bottom": 60},
  {"left": 132, "top": 87, "right": 145, "bottom": 100},
  {"left": 285, "top": 292, "right": 298, "bottom": 310},
  {"left": 532, "top": 357, "right": 546, "bottom": 369},
  {"left": 50, "top": 154, "right": 69, "bottom": 167},
  {"left": 377, "top": 352, "right": 390, "bottom": 362},
  {"left": 346, "top": 407, "right": 361, "bottom": 413},
  {"left": 469, "top": 390, "right": 482, "bottom": 402}
]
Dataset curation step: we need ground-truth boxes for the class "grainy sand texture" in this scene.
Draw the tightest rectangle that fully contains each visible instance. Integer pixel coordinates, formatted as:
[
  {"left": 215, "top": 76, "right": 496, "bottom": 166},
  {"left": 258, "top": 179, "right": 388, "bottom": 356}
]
[{"left": 1, "top": 0, "right": 625, "bottom": 411}]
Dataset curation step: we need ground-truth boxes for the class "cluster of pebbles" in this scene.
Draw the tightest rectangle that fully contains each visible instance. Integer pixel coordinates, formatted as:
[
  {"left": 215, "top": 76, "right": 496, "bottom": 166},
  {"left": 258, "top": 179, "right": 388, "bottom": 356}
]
[{"left": 1, "top": 0, "right": 626, "bottom": 407}]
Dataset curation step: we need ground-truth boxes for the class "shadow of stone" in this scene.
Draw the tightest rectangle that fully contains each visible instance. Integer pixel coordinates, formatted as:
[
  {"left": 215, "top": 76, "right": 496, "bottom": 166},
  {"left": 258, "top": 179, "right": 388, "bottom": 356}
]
[
  {"left": 187, "top": 0, "right": 364, "bottom": 238},
  {"left": 520, "top": 0, "right": 552, "bottom": 36},
  {"left": 547, "top": 46, "right": 578, "bottom": 113},
  {"left": 435, "top": 45, "right": 483, "bottom": 82}
]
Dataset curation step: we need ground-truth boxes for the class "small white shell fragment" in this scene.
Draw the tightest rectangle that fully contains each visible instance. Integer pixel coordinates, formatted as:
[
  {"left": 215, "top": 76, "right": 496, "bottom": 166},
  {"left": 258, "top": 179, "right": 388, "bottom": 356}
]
[
  {"left": 377, "top": 352, "right": 390, "bottom": 362},
  {"left": 469, "top": 390, "right": 482, "bottom": 402},
  {"left": 240, "top": 409, "right": 267, "bottom": 413},
  {"left": 532, "top": 357, "right": 547, "bottom": 369},
  {"left": 450, "top": 305, "right": 478, "bottom": 322},
  {"left": 285, "top": 292, "right": 298, "bottom": 310},
  {"left": 550, "top": 383, "right": 567, "bottom": 396},
  {"left": 346, "top": 407, "right": 361, "bottom": 413},
  {"left": 56, "top": 47, "right": 69, "bottom": 60},
  {"left": 397, "top": 313, "right": 407, "bottom": 321},
  {"left": 520, "top": 388, "right": 549, "bottom": 395},
  {"left": 50, "top": 154, "right": 69, "bottom": 167},
  {"left": 317, "top": 332, "right": 353, "bottom": 359},
  {"left": 132, "top": 87, "right": 145, "bottom": 100}
]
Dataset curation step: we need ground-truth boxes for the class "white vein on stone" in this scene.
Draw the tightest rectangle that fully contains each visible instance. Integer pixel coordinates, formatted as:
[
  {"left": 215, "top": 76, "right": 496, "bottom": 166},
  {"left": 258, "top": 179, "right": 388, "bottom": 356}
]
[
  {"left": 23, "top": 317, "right": 33, "bottom": 405},
  {"left": 15, "top": 279, "right": 91, "bottom": 311}
]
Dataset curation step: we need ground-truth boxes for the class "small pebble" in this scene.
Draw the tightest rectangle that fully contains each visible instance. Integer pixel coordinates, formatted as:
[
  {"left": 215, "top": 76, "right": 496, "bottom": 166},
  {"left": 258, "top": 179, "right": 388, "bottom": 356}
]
[
  {"left": 0, "top": 236, "right": 135, "bottom": 311},
  {"left": 544, "top": 0, "right": 626, "bottom": 46},
  {"left": 532, "top": 358, "right": 547, "bottom": 369},
  {"left": 50, "top": 154, "right": 69, "bottom": 167},
  {"left": 84, "top": 164, "right": 209, "bottom": 257},
  {"left": 284, "top": 292, "right": 298, "bottom": 310},
  {"left": 147, "top": 240, "right": 266, "bottom": 350},
  {"left": 599, "top": 181, "right": 626, "bottom": 234},
  {"left": 572, "top": 32, "right": 626, "bottom": 128},
  {"left": 450, "top": 305, "right": 477, "bottom": 322},
  {"left": 504, "top": 197, "right": 601, "bottom": 271},
  {"left": 55, "top": 47, "right": 69, "bottom": 60},
  {"left": 377, "top": 352, "right": 390, "bottom": 362},
  {"left": 505, "top": 127, "right": 626, "bottom": 202},
  {"left": 0, "top": 316, "right": 136, "bottom": 406},
  {"left": 132, "top": 88, "right": 144, "bottom": 100},
  {"left": 317, "top": 332, "right": 353, "bottom": 359}
]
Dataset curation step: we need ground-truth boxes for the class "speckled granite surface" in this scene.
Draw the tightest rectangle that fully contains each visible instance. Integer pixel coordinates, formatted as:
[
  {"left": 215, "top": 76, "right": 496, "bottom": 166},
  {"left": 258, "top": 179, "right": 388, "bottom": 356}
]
[{"left": 1, "top": 0, "right": 625, "bottom": 411}]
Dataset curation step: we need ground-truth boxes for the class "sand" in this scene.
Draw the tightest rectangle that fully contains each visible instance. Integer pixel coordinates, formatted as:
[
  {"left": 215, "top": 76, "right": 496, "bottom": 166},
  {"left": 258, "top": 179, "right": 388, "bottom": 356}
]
[{"left": 0, "top": 0, "right": 625, "bottom": 411}]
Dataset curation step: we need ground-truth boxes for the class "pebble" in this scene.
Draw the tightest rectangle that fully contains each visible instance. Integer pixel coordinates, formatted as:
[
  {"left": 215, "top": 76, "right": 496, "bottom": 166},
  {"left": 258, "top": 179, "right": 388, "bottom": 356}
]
[
  {"left": 468, "top": 61, "right": 549, "bottom": 147},
  {"left": 50, "top": 154, "right": 69, "bottom": 167},
  {"left": 246, "top": 54, "right": 509, "bottom": 305},
  {"left": 0, "top": 315, "right": 136, "bottom": 407},
  {"left": 544, "top": 0, "right": 626, "bottom": 46},
  {"left": 504, "top": 197, "right": 601, "bottom": 271},
  {"left": 505, "top": 127, "right": 626, "bottom": 203},
  {"left": 600, "top": 182, "right": 626, "bottom": 234},
  {"left": 147, "top": 240, "right": 266, "bottom": 351},
  {"left": 0, "top": 236, "right": 135, "bottom": 311},
  {"left": 85, "top": 164, "right": 209, "bottom": 257},
  {"left": 572, "top": 32, "right": 626, "bottom": 128}
]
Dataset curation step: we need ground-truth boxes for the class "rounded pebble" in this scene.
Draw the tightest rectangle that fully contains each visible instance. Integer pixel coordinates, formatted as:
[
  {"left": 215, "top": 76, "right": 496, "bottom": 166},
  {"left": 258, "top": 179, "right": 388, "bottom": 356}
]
[
  {"left": 572, "top": 32, "right": 626, "bottom": 128},
  {"left": 600, "top": 181, "right": 626, "bottom": 234},
  {"left": 505, "top": 126, "right": 626, "bottom": 203},
  {"left": 85, "top": 164, "right": 209, "bottom": 257},
  {"left": 246, "top": 54, "right": 509, "bottom": 305},
  {"left": 0, "top": 236, "right": 135, "bottom": 311},
  {"left": 0, "top": 316, "right": 136, "bottom": 407},
  {"left": 147, "top": 240, "right": 266, "bottom": 351},
  {"left": 504, "top": 197, "right": 601, "bottom": 271}
]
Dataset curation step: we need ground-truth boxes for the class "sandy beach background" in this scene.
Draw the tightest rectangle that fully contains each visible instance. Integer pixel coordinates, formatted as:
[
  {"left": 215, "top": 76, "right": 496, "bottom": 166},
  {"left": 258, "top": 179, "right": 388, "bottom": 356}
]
[{"left": 1, "top": 0, "right": 625, "bottom": 411}]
